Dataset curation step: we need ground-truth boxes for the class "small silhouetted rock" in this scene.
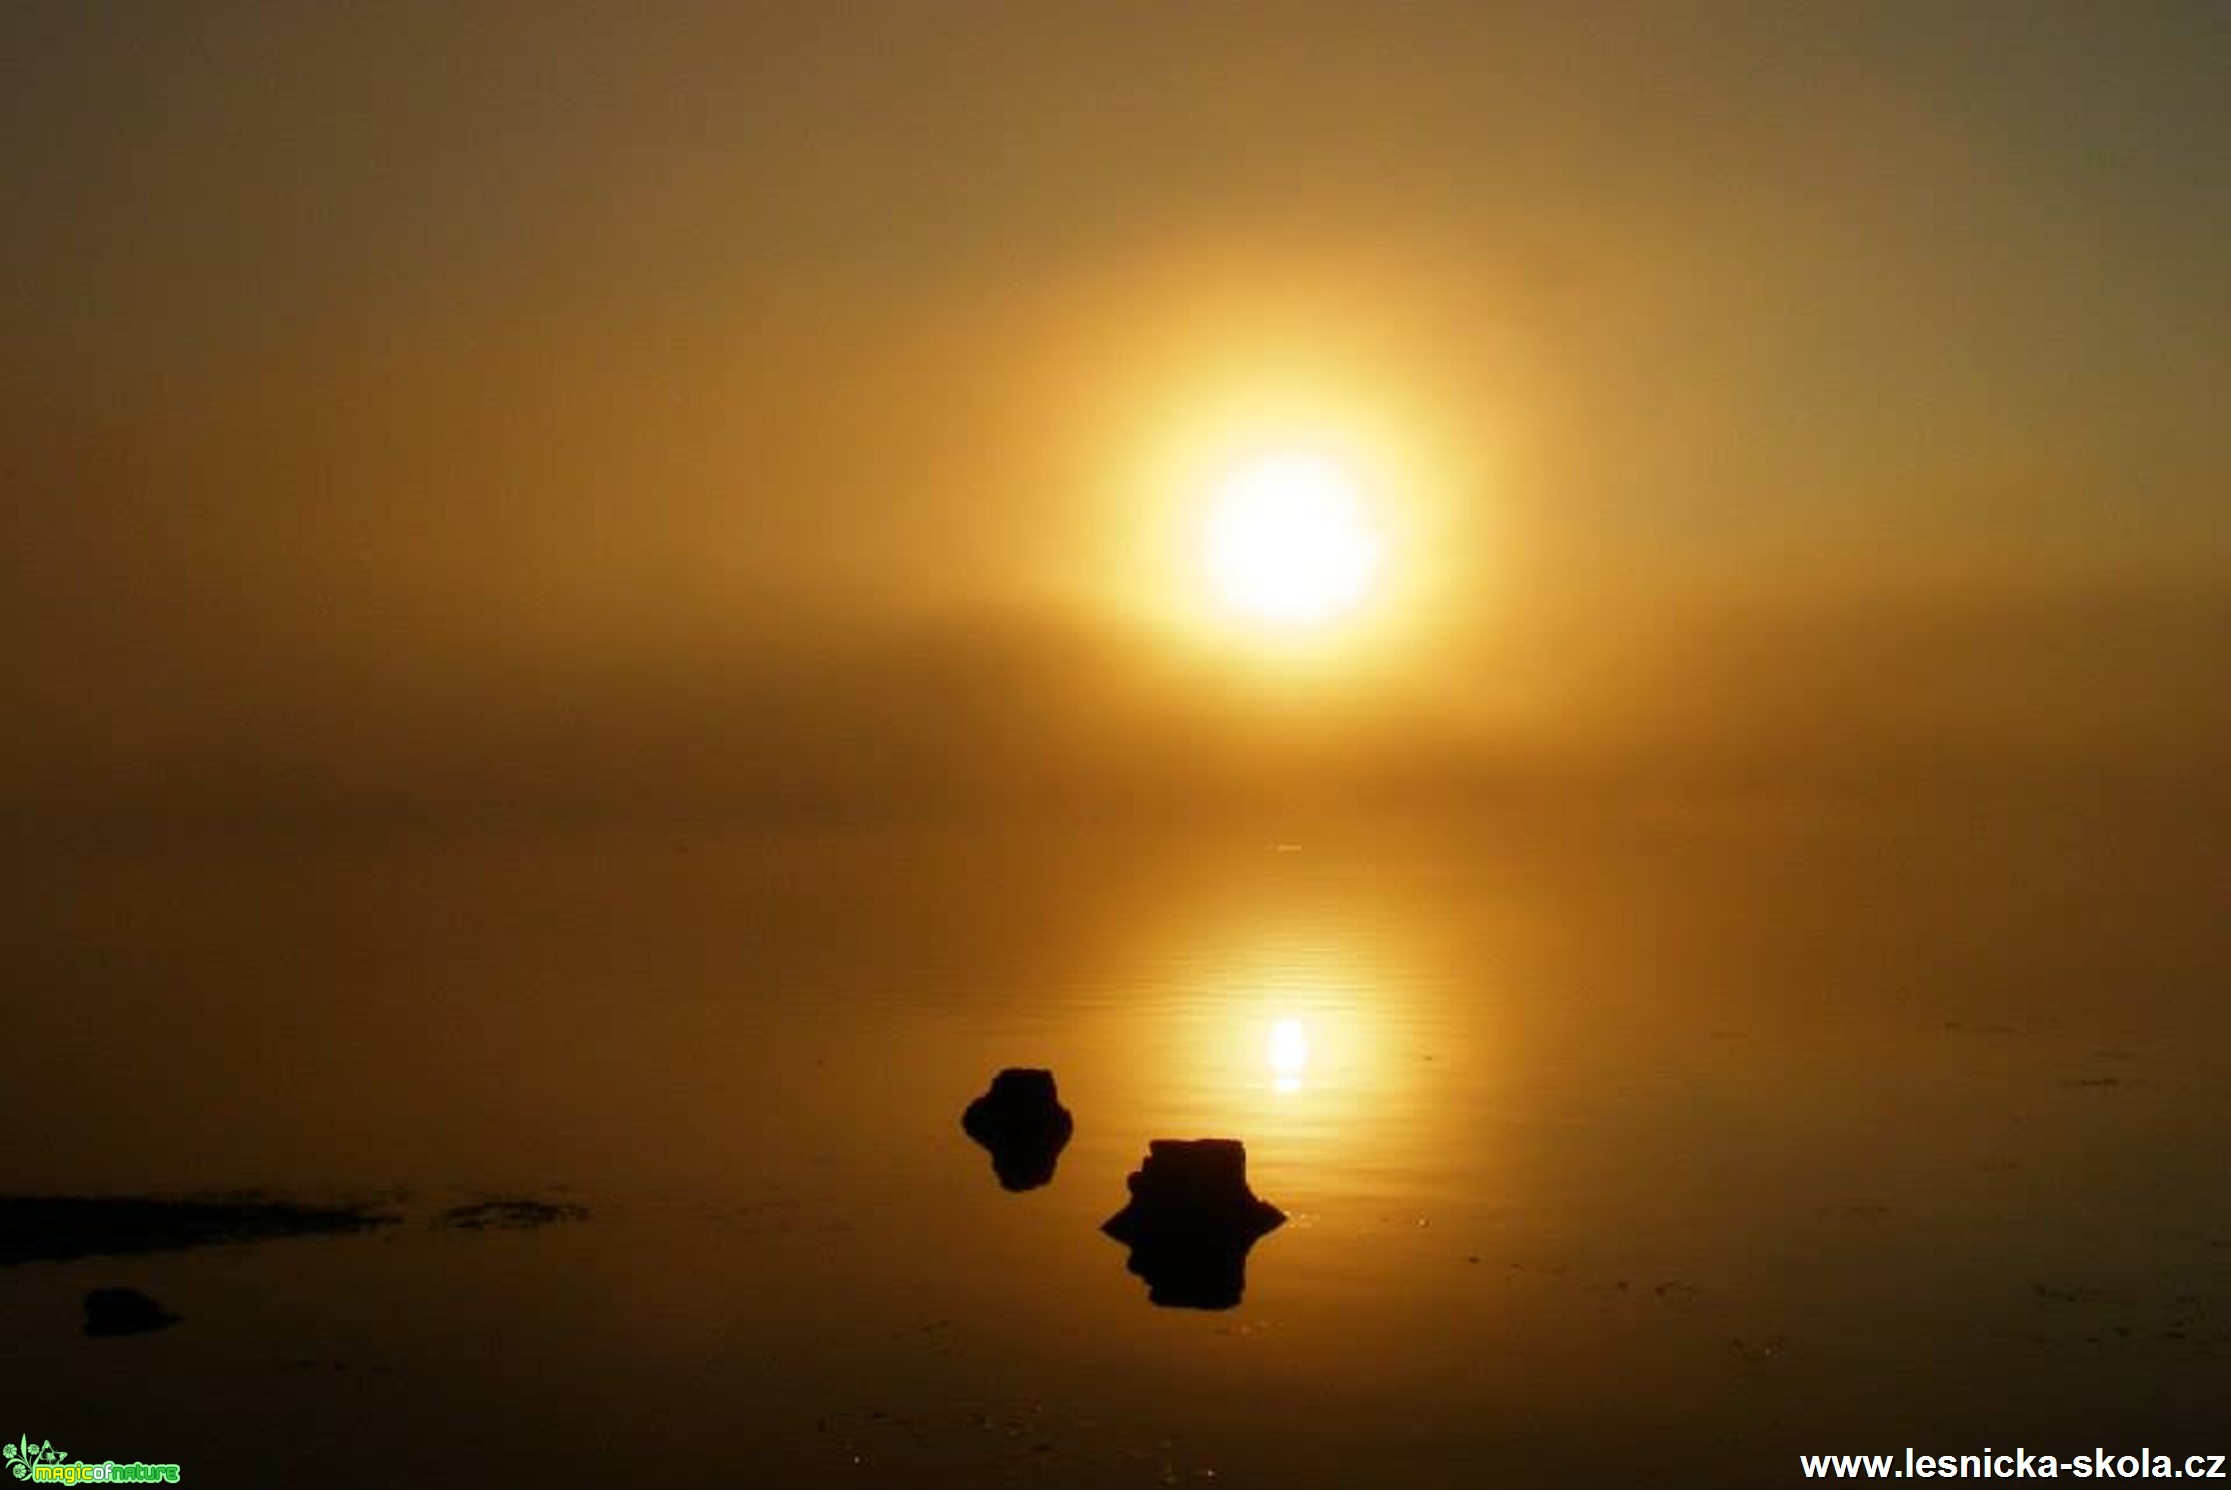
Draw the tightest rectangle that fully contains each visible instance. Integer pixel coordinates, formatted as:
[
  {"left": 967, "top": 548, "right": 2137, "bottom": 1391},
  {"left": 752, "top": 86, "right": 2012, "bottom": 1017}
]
[
  {"left": 961, "top": 1068, "right": 1074, "bottom": 1192},
  {"left": 1102, "top": 1139, "right": 1285, "bottom": 1309},
  {"left": 84, "top": 1287, "right": 178, "bottom": 1337}
]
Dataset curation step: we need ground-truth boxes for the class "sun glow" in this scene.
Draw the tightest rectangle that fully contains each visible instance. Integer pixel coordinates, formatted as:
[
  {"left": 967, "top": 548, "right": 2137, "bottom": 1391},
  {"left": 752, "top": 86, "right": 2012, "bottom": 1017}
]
[{"left": 1200, "top": 452, "right": 1384, "bottom": 628}]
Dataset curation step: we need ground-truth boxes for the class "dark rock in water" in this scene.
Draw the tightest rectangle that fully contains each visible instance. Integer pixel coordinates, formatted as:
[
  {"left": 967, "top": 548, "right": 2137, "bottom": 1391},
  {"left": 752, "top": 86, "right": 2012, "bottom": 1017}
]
[
  {"left": 83, "top": 1287, "right": 179, "bottom": 1337},
  {"left": 1102, "top": 1139, "right": 1285, "bottom": 1310},
  {"left": 961, "top": 1068, "right": 1074, "bottom": 1192},
  {"left": 963, "top": 1068, "right": 1069, "bottom": 1139}
]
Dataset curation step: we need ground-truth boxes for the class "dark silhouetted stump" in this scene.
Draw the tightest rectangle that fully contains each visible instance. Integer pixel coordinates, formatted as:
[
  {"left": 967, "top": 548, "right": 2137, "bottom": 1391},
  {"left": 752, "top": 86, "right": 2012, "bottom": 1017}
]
[{"left": 1102, "top": 1139, "right": 1285, "bottom": 1309}]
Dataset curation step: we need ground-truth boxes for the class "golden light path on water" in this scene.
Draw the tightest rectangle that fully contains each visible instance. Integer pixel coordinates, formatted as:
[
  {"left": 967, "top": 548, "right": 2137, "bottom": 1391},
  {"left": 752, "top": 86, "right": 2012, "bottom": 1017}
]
[{"left": 1093, "top": 903, "right": 1476, "bottom": 1234}]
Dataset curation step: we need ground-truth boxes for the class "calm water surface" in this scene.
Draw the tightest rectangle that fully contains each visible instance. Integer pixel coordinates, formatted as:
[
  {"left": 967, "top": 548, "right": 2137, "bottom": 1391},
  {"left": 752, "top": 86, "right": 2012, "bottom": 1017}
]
[{"left": 4, "top": 807, "right": 2226, "bottom": 1486}]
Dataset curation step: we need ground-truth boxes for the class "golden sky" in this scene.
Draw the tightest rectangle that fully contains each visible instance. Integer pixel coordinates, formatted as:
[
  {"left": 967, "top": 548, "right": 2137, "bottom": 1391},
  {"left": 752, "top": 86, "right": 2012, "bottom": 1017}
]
[{"left": 5, "top": 4, "right": 2227, "bottom": 823}]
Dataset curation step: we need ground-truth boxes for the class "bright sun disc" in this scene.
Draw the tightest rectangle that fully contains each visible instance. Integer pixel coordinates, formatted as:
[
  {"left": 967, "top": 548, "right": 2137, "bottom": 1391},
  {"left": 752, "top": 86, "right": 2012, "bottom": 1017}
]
[{"left": 1201, "top": 452, "right": 1383, "bottom": 626}]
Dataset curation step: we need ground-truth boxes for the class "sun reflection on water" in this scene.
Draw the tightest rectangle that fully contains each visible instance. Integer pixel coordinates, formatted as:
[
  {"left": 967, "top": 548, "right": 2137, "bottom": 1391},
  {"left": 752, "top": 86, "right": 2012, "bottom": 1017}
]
[
  {"left": 1090, "top": 896, "right": 1471, "bottom": 1218},
  {"left": 1268, "top": 1017, "right": 1310, "bottom": 1093},
  {"left": 1193, "top": 942, "right": 1396, "bottom": 1130}
]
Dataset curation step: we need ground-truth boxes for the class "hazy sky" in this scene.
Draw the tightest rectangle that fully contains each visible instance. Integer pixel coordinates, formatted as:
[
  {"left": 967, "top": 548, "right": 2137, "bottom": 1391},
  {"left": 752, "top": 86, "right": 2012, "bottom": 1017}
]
[{"left": 7, "top": 3, "right": 2227, "bottom": 824}]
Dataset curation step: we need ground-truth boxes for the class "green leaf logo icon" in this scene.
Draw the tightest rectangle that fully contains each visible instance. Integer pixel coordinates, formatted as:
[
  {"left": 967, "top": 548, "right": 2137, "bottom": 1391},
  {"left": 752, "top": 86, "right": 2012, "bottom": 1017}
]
[{"left": 4, "top": 1438, "right": 65, "bottom": 1479}]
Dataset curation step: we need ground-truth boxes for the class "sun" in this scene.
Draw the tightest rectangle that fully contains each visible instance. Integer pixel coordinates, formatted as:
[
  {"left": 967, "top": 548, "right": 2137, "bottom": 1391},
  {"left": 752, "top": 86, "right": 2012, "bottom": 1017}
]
[{"left": 1199, "top": 451, "right": 1385, "bottom": 627}]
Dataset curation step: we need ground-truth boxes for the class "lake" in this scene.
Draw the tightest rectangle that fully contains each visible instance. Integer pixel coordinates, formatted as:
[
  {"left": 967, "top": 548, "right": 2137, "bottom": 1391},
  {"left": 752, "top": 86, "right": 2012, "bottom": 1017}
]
[{"left": 4, "top": 802, "right": 2225, "bottom": 1486}]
